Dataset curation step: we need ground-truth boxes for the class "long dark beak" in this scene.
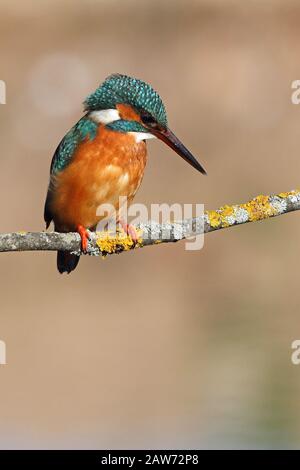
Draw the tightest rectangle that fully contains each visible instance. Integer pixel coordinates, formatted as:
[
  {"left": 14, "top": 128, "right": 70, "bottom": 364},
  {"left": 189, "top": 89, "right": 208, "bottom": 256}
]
[{"left": 153, "top": 127, "right": 207, "bottom": 175}]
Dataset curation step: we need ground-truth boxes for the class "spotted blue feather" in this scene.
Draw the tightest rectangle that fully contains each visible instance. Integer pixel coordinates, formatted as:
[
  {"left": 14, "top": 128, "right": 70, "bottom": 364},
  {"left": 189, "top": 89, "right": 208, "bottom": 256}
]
[{"left": 84, "top": 74, "right": 168, "bottom": 128}]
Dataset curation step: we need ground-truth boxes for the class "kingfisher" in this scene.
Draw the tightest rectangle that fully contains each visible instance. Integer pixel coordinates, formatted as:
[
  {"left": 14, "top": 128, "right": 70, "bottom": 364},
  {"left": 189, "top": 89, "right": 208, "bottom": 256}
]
[{"left": 44, "top": 74, "right": 206, "bottom": 274}]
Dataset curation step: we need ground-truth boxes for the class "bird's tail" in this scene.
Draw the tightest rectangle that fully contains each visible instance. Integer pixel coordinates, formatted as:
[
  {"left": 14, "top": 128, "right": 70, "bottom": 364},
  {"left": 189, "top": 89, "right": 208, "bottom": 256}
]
[{"left": 57, "top": 251, "right": 80, "bottom": 274}]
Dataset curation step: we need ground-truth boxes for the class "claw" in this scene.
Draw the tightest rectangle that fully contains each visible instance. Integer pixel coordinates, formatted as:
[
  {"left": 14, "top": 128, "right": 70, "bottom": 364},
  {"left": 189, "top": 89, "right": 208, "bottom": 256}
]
[
  {"left": 77, "top": 225, "right": 90, "bottom": 253},
  {"left": 118, "top": 220, "right": 138, "bottom": 243}
]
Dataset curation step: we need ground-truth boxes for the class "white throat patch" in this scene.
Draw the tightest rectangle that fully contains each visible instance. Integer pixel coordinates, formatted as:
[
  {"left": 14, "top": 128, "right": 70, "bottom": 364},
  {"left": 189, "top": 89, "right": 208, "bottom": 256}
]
[{"left": 130, "top": 132, "right": 157, "bottom": 143}]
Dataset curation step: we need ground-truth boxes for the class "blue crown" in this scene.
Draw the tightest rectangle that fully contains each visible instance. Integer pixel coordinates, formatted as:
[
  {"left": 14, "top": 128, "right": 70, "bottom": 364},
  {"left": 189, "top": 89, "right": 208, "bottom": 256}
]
[{"left": 84, "top": 74, "right": 168, "bottom": 127}]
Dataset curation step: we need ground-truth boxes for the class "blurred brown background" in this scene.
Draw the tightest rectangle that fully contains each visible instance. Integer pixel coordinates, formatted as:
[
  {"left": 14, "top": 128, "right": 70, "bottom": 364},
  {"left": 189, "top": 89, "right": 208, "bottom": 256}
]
[{"left": 0, "top": 0, "right": 300, "bottom": 449}]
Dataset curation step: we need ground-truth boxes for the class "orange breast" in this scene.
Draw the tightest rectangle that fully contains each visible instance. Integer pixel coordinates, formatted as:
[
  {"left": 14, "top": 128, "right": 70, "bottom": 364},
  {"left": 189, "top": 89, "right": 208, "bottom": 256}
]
[{"left": 50, "top": 126, "right": 147, "bottom": 230}]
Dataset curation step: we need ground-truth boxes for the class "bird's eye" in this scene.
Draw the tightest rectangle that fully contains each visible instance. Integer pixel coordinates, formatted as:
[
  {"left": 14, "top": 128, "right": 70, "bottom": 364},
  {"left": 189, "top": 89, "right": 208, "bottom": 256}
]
[{"left": 141, "top": 113, "right": 157, "bottom": 127}]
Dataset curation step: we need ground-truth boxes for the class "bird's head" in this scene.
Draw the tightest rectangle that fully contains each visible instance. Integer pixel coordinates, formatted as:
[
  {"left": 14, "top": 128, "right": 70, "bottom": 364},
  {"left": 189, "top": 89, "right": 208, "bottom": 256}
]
[{"left": 84, "top": 74, "right": 206, "bottom": 175}]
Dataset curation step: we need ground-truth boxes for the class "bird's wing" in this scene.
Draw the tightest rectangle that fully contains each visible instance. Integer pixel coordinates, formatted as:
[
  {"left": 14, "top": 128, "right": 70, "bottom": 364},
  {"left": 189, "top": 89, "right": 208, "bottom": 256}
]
[
  {"left": 44, "top": 116, "right": 98, "bottom": 228},
  {"left": 50, "top": 116, "right": 98, "bottom": 174}
]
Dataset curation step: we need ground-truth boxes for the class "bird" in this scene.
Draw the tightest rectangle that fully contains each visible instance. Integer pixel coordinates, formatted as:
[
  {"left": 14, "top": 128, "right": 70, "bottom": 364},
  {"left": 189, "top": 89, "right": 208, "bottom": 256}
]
[{"left": 44, "top": 74, "right": 207, "bottom": 274}]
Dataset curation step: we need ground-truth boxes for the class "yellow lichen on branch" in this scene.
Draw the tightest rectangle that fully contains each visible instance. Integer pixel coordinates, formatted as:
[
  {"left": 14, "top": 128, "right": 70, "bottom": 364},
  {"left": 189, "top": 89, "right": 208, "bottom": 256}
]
[
  {"left": 95, "top": 228, "right": 144, "bottom": 255},
  {"left": 206, "top": 189, "right": 300, "bottom": 230},
  {"left": 0, "top": 189, "right": 299, "bottom": 255}
]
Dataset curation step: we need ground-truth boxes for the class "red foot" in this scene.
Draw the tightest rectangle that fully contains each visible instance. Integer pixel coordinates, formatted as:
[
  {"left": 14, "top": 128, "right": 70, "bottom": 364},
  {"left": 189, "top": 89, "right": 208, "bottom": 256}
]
[
  {"left": 118, "top": 219, "right": 138, "bottom": 243},
  {"left": 77, "top": 225, "right": 90, "bottom": 253}
]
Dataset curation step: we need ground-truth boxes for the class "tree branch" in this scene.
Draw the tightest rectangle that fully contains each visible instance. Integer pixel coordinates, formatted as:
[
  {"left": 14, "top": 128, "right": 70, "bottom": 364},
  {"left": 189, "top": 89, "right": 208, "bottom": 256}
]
[{"left": 1, "top": 189, "right": 299, "bottom": 256}]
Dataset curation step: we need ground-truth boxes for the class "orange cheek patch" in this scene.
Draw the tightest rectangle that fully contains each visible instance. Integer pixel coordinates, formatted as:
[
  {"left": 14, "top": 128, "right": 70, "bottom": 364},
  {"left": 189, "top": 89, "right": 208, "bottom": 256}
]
[{"left": 116, "top": 103, "right": 142, "bottom": 123}]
